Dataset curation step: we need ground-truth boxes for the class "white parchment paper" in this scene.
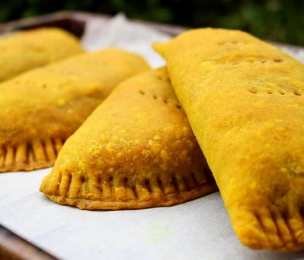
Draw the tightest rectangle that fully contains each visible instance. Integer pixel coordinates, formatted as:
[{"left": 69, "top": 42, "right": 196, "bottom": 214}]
[
  {"left": 81, "top": 13, "right": 171, "bottom": 68},
  {"left": 1, "top": 14, "right": 304, "bottom": 260}
]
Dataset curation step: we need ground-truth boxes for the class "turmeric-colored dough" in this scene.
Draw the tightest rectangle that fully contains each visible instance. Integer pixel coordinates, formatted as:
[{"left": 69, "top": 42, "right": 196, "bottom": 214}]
[
  {"left": 0, "top": 27, "right": 84, "bottom": 82},
  {"left": 154, "top": 28, "right": 304, "bottom": 251},
  {"left": 0, "top": 48, "right": 150, "bottom": 172},
  {"left": 39, "top": 68, "right": 218, "bottom": 210}
]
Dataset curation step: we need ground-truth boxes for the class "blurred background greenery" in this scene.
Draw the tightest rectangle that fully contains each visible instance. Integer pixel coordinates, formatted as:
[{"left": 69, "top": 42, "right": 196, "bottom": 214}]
[{"left": 0, "top": 0, "right": 303, "bottom": 46}]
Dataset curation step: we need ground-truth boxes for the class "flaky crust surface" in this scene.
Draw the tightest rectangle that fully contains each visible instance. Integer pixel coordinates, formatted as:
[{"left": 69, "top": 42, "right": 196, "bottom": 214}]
[
  {"left": 154, "top": 28, "right": 304, "bottom": 251},
  {"left": 40, "top": 68, "right": 218, "bottom": 210},
  {"left": 0, "top": 27, "right": 84, "bottom": 82},
  {"left": 0, "top": 48, "right": 150, "bottom": 172}
]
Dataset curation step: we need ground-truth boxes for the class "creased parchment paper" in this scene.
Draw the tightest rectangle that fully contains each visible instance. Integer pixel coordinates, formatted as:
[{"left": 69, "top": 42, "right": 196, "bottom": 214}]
[{"left": 1, "top": 14, "right": 304, "bottom": 260}]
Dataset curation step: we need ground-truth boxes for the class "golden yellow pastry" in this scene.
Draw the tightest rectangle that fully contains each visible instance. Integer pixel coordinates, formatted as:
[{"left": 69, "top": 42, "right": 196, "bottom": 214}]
[
  {"left": 0, "top": 48, "right": 150, "bottom": 173},
  {"left": 154, "top": 28, "right": 304, "bottom": 251},
  {"left": 39, "top": 68, "right": 218, "bottom": 210},
  {"left": 0, "top": 27, "right": 84, "bottom": 82}
]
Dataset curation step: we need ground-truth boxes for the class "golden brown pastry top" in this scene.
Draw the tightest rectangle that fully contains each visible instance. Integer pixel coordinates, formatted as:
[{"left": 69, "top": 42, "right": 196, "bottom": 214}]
[
  {"left": 0, "top": 27, "right": 84, "bottom": 82},
  {"left": 0, "top": 48, "right": 150, "bottom": 172},
  {"left": 154, "top": 28, "right": 304, "bottom": 193},
  {"left": 40, "top": 68, "right": 217, "bottom": 210},
  {"left": 45, "top": 67, "right": 203, "bottom": 183},
  {"left": 154, "top": 28, "right": 304, "bottom": 251}
]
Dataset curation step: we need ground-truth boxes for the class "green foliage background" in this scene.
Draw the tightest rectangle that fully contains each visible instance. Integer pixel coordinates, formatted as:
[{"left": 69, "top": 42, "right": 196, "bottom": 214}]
[{"left": 0, "top": 0, "right": 303, "bottom": 46}]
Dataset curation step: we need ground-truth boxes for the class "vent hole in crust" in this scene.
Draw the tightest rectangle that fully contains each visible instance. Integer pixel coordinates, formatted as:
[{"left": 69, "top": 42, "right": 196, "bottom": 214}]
[
  {"left": 249, "top": 88, "right": 258, "bottom": 94},
  {"left": 123, "top": 177, "right": 129, "bottom": 187},
  {"left": 80, "top": 176, "right": 86, "bottom": 183},
  {"left": 96, "top": 175, "right": 102, "bottom": 184}
]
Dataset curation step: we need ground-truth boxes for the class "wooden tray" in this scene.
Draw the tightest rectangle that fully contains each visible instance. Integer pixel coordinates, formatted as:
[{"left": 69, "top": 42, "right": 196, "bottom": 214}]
[{"left": 0, "top": 224, "right": 58, "bottom": 260}]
